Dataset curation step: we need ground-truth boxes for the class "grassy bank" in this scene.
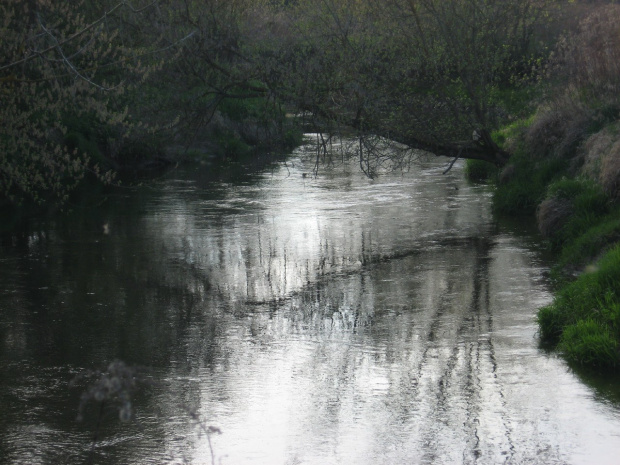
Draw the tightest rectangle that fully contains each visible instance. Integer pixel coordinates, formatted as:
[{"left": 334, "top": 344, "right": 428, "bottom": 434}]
[
  {"left": 469, "top": 128, "right": 620, "bottom": 370},
  {"left": 466, "top": 5, "right": 620, "bottom": 371}
]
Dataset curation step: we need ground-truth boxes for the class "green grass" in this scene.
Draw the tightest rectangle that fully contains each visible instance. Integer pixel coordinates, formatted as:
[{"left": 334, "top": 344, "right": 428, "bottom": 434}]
[
  {"left": 489, "top": 114, "right": 568, "bottom": 216},
  {"left": 554, "top": 214, "right": 620, "bottom": 276},
  {"left": 559, "top": 319, "right": 619, "bottom": 368},
  {"left": 492, "top": 153, "right": 569, "bottom": 215},
  {"left": 491, "top": 113, "right": 536, "bottom": 147},
  {"left": 213, "top": 129, "right": 253, "bottom": 160},
  {"left": 281, "top": 127, "right": 305, "bottom": 150},
  {"left": 490, "top": 115, "right": 620, "bottom": 371},
  {"left": 544, "top": 178, "right": 610, "bottom": 249},
  {"left": 491, "top": 84, "right": 542, "bottom": 120},
  {"left": 538, "top": 244, "right": 620, "bottom": 368}
]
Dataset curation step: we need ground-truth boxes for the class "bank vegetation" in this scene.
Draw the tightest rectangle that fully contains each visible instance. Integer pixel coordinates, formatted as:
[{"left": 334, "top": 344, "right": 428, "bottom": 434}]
[{"left": 472, "top": 3, "right": 620, "bottom": 371}]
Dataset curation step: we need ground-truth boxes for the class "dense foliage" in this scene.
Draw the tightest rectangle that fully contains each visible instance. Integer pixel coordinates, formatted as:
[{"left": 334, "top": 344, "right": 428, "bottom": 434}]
[
  {"left": 2, "top": 0, "right": 560, "bottom": 206},
  {"left": 0, "top": 0, "right": 136, "bottom": 205}
]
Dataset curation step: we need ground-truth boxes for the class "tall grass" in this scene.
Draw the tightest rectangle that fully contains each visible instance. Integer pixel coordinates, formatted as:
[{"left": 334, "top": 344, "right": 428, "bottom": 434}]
[
  {"left": 492, "top": 153, "right": 569, "bottom": 214},
  {"left": 542, "top": 178, "right": 609, "bottom": 248},
  {"left": 555, "top": 215, "right": 620, "bottom": 275},
  {"left": 560, "top": 320, "right": 619, "bottom": 368},
  {"left": 464, "top": 159, "right": 498, "bottom": 183},
  {"left": 538, "top": 245, "right": 620, "bottom": 368}
]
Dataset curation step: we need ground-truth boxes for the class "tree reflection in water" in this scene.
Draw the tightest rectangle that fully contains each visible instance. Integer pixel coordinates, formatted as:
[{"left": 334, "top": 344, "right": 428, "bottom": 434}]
[{"left": 1, "top": 142, "right": 620, "bottom": 464}]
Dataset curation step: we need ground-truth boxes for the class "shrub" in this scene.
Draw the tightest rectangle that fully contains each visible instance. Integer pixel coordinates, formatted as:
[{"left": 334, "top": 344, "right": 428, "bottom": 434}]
[
  {"left": 524, "top": 97, "right": 591, "bottom": 160},
  {"left": 538, "top": 303, "right": 568, "bottom": 343},
  {"left": 541, "top": 178, "right": 609, "bottom": 248},
  {"left": 213, "top": 129, "right": 253, "bottom": 160},
  {"left": 556, "top": 5, "right": 620, "bottom": 104},
  {"left": 600, "top": 140, "right": 620, "bottom": 199},
  {"left": 0, "top": 1, "right": 154, "bottom": 206},
  {"left": 580, "top": 125, "right": 620, "bottom": 196},
  {"left": 522, "top": 4, "right": 620, "bottom": 187},
  {"left": 536, "top": 197, "right": 573, "bottom": 239},
  {"left": 554, "top": 213, "right": 620, "bottom": 276}
]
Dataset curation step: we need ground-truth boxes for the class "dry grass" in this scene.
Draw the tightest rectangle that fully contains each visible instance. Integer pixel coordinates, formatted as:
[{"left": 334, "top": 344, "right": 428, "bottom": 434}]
[
  {"left": 498, "top": 163, "right": 516, "bottom": 185},
  {"left": 600, "top": 141, "right": 620, "bottom": 199},
  {"left": 580, "top": 124, "right": 620, "bottom": 199},
  {"left": 536, "top": 197, "right": 573, "bottom": 238},
  {"left": 581, "top": 127, "right": 615, "bottom": 179},
  {"left": 559, "top": 4, "right": 620, "bottom": 99},
  {"left": 524, "top": 97, "right": 591, "bottom": 159},
  {"left": 526, "top": 4, "right": 620, "bottom": 164}
]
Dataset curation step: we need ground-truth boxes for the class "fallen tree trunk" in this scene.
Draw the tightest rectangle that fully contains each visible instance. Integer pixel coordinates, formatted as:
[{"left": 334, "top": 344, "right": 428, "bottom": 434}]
[
  {"left": 300, "top": 104, "right": 512, "bottom": 168},
  {"left": 377, "top": 127, "right": 511, "bottom": 167}
]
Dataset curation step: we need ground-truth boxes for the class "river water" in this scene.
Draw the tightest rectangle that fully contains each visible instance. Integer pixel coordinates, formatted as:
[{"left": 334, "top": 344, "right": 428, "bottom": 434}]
[{"left": 2, "top": 139, "right": 620, "bottom": 464}]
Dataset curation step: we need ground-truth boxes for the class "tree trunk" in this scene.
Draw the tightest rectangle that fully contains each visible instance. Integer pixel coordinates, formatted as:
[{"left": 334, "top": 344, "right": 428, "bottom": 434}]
[
  {"left": 305, "top": 103, "right": 512, "bottom": 167},
  {"left": 382, "top": 127, "right": 511, "bottom": 167}
]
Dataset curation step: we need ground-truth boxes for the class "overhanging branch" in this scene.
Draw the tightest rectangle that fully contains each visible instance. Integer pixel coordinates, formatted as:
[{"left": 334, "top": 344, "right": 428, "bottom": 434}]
[{"left": 299, "top": 103, "right": 511, "bottom": 167}]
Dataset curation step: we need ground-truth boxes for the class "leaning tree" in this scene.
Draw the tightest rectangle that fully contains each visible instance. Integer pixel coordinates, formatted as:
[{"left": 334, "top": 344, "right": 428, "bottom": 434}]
[{"left": 256, "top": 0, "right": 555, "bottom": 175}]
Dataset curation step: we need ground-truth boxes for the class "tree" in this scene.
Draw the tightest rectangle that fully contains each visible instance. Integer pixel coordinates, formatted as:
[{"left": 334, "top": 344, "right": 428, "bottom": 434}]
[
  {"left": 258, "top": 0, "right": 554, "bottom": 174},
  {"left": 130, "top": 0, "right": 298, "bottom": 158},
  {"left": 0, "top": 0, "right": 161, "bottom": 206},
  {"left": 0, "top": 0, "right": 558, "bottom": 206}
]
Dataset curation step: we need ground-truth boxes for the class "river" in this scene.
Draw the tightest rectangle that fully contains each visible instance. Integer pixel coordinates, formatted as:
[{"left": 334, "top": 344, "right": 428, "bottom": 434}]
[{"left": 1, "top": 138, "right": 620, "bottom": 464}]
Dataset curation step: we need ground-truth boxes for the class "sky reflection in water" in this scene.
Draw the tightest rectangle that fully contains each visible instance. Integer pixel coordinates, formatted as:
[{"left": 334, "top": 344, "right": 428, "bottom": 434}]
[{"left": 1, "top": 141, "right": 620, "bottom": 464}]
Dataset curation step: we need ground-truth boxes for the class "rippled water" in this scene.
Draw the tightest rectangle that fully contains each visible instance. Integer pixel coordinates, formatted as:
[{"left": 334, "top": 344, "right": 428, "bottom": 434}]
[{"left": 2, "top": 139, "right": 620, "bottom": 464}]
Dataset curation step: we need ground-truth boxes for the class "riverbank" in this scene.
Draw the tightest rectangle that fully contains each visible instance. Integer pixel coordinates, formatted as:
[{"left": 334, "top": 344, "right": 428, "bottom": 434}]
[
  {"left": 489, "top": 126, "right": 620, "bottom": 371},
  {"left": 465, "top": 5, "right": 620, "bottom": 370},
  {"left": 469, "top": 163, "right": 620, "bottom": 372},
  {"left": 468, "top": 133, "right": 620, "bottom": 372}
]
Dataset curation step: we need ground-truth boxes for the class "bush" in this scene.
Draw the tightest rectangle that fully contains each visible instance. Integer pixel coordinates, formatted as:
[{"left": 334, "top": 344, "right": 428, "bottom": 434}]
[
  {"left": 213, "top": 129, "right": 253, "bottom": 160},
  {"left": 536, "top": 197, "right": 573, "bottom": 239},
  {"left": 493, "top": 153, "right": 568, "bottom": 215},
  {"left": 524, "top": 98, "right": 591, "bottom": 160},
  {"left": 538, "top": 303, "right": 568, "bottom": 343},
  {"left": 0, "top": 1, "right": 153, "bottom": 206},
  {"left": 555, "top": 5, "right": 620, "bottom": 105},
  {"left": 525, "top": 4, "right": 620, "bottom": 169},
  {"left": 554, "top": 213, "right": 620, "bottom": 276},
  {"left": 600, "top": 139, "right": 620, "bottom": 199},
  {"left": 520, "top": 4, "right": 620, "bottom": 372}
]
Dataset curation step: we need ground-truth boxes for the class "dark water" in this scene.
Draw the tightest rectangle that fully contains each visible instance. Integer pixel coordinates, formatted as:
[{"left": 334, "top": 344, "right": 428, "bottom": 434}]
[{"left": 2, "top": 139, "right": 620, "bottom": 464}]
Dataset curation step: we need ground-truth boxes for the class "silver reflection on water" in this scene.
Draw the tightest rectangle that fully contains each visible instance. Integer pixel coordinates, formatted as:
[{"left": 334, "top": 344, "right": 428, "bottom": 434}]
[{"left": 1, "top": 139, "right": 620, "bottom": 464}]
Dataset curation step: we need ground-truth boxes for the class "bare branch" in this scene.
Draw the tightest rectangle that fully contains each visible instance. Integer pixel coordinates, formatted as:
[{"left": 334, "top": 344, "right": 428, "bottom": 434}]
[{"left": 37, "top": 13, "right": 115, "bottom": 91}]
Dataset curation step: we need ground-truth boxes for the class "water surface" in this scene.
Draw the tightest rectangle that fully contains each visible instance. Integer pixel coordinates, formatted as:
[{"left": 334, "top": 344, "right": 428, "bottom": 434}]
[{"left": 1, "top": 140, "right": 620, "bottom": 464}]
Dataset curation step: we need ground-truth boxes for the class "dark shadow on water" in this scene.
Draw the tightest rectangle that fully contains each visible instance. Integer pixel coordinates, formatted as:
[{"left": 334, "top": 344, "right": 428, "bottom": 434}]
[{"left": 567, "top": 362, "right": 620, "bottom": 406}]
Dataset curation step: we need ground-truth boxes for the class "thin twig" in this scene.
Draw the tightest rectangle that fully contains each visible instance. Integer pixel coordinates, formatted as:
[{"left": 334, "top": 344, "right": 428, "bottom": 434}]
[{"left": 38, "top": 14, "right": 115, "bottom": 91}]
